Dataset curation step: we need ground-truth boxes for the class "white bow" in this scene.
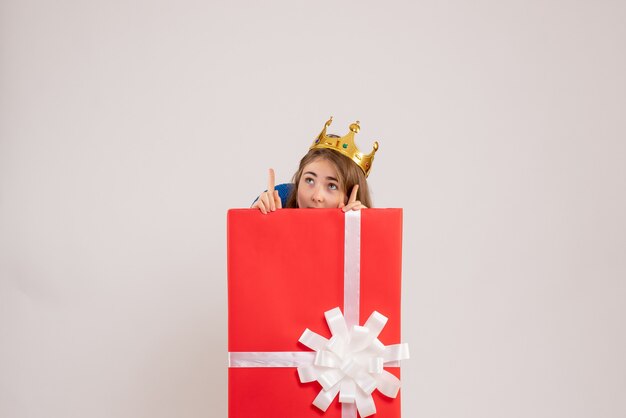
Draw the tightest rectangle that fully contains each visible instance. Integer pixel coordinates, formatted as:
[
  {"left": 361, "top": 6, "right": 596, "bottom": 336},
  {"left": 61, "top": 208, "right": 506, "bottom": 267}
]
[{"left": 297, "top": 307, "right": 410, "bottom": 417}]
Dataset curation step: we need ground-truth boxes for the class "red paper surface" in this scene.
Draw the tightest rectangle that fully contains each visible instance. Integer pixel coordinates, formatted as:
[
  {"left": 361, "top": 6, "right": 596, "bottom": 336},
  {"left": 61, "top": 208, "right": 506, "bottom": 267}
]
[{"left": 227, "top": 209, "right": 403, "bottom": 418}]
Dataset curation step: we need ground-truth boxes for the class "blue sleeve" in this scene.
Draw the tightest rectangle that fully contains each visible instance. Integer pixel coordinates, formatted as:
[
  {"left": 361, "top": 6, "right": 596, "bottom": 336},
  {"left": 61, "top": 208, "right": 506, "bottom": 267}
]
[
  {"left": 251, "top": 183, "right": 294, "bottom": 207},
  {"left": 275, "top": 183, "right": 294, "bottom": 207}
]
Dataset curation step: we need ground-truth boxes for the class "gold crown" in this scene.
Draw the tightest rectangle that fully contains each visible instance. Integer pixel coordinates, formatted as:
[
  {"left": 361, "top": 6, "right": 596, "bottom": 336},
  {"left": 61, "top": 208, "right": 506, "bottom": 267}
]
[{"left": 310, "top": 117, "right": 379, "bottom": 177}]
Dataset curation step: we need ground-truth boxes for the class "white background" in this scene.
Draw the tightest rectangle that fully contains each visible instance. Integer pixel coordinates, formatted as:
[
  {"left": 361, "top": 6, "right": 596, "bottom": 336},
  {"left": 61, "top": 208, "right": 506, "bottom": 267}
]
[{"left": 1, "top": 1, "right": 625, "bottom": 417}]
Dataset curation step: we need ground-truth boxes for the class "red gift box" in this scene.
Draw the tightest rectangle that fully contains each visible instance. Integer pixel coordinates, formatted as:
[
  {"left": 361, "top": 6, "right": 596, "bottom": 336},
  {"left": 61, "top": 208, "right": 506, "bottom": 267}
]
[{"left": 227, "top": 209, "right": 404, "bottom": 418}]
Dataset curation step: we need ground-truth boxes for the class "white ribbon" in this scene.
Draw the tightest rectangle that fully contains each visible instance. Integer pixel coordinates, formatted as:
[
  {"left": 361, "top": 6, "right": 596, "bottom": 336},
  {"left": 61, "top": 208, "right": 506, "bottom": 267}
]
[
  {"left": 343, "top": 210, "right": 361, "bottom": 328},
  {"left": 229, "top": 351, "right": 316, "bottom": 367},
  {"left": 228, "top": 210, "right": 409, "bottom": 418}
]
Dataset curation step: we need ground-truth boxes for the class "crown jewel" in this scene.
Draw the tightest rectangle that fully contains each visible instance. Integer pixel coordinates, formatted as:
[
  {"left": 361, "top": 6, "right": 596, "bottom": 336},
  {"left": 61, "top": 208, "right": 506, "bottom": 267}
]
[{"left": 310, "top": 117, "right": 379, "bottom": 177}]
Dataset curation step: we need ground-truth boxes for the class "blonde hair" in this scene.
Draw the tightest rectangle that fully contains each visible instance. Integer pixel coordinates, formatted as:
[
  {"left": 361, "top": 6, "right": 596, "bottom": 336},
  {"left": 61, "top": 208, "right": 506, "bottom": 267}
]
[{"left": 286, "top": 148, "right": 372, "bottom": 208}]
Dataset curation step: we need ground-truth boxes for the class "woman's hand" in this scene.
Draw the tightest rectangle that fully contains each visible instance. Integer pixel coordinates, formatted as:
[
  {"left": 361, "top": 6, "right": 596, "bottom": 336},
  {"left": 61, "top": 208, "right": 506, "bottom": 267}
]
[
  {"left": 251, "top": 168, "right": 282, "bottom": 214},
  {"left": 340, "top": 184, "right": 367, "bottom": 212}
]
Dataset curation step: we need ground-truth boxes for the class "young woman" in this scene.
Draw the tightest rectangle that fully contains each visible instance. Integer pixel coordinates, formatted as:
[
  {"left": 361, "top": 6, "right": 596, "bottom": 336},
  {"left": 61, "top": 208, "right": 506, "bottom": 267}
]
[{"left": 252, "top": 118, "right": 378, "bottom": 214}]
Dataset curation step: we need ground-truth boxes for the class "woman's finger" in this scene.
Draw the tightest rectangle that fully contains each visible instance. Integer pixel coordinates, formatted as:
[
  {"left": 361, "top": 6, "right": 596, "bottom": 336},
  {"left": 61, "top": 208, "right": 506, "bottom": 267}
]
[
  {"left": 268, "top": 168, "right": 276, "bottom": 193},
  {"left": 341, "top": 201, "right": 356, "bottom": 212},
  {"left": 267, "top": 169, "right": 277, "bottom": 211},
  {"left": 257, "top": 198, "right": 267, "bottom": 214},
  {"left": 274, "top": 189, "right": 282, "bottom": 209},
  {"left": 341, "top": 201, "right": 367, "bottom": 212},
  {"left": 268, "top": 190, "right": 276, "bottom": 212},
  {"left": 262, "top": 192, "right": 272, "bottom": 213},
  {"left": 348, "top": 184, "right": 359, "bottom": 204}
]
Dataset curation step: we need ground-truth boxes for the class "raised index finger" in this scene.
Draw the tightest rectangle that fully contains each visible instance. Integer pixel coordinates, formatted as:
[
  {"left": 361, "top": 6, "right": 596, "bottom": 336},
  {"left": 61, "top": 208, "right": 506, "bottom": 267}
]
[
  {"left": 348, "top": 184, "right": 359, "bottom": 204},
  {"left": 268, "top": 168, "right": 276, "bottom": 193}
]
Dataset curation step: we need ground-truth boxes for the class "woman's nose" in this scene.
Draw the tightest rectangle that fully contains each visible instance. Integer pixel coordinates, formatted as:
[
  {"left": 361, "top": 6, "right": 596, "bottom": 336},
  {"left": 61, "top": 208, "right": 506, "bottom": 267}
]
[{"left": 312, "top": 187, "right": 324, "bottom": 202}]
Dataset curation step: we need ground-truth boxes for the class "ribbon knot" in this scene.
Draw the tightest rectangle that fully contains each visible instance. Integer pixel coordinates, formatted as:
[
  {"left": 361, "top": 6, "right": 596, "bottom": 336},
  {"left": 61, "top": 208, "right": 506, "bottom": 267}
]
[{"left": 297, "top": 307, "right": 410, "bottom": 417}]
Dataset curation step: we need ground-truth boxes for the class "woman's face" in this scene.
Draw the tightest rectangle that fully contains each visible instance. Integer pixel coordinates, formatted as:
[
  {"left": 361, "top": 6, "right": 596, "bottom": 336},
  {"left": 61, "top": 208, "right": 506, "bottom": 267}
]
[{"left": 296, "top": 158, "right": 347, "bottom": 208}]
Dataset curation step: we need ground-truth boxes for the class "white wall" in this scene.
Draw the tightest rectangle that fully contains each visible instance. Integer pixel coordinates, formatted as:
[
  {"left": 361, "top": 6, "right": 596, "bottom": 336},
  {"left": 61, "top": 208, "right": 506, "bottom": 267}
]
[{"left": 1, "top": 1, "right": 625, "bottom": 417}]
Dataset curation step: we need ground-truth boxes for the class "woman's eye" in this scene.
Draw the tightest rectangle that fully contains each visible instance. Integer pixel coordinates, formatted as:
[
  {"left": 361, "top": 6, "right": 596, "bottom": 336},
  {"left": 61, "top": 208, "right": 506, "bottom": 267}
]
[
  {"left": 328, "top": 183, "right": 338, "bottom": 191},
  {"left": 305, "top": 177, "right": 314, "bottom": 184}
]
